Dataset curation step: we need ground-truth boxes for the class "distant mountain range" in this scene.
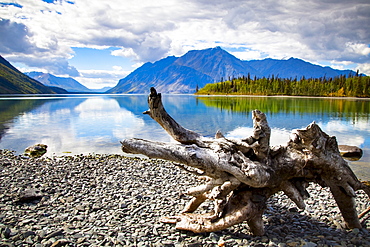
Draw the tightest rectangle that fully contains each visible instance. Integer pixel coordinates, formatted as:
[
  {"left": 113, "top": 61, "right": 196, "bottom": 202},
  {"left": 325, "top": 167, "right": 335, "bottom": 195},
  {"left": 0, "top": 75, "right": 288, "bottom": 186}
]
[
  {"left": 108, "top": 47, "right": 359, "bottom": 94},
  {"left": 25, "top": 72, "right": 112, "bottom": 93},
  {"left": 25, "top": 72, "right": 90, "bottom": 92},
  {"left": 0, "top": 48, "right": 362, "bottom": 94},
  {"left": 0, "top": 55, "right": 66, "bottom": 94}
]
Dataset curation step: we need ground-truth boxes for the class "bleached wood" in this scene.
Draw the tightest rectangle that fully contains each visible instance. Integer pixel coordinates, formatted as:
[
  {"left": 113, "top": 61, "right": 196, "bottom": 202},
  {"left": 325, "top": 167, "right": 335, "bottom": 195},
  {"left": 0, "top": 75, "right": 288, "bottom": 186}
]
[{"left": 121, "top": 87, "right": 370, "bottom": 235}]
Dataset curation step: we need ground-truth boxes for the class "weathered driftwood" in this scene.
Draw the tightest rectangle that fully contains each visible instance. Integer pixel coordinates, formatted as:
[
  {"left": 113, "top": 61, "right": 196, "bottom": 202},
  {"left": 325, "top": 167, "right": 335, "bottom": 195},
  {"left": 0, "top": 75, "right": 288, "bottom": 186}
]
[{"left": 121, "top": 87, "right": 370, "bottom": 235}]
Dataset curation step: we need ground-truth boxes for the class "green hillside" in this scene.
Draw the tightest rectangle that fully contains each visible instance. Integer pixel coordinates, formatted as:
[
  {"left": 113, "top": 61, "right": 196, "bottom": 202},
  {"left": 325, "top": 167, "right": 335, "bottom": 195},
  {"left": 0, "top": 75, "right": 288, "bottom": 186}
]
[{"left": 0, "top": 55, "right": 63, "bottom": 94}]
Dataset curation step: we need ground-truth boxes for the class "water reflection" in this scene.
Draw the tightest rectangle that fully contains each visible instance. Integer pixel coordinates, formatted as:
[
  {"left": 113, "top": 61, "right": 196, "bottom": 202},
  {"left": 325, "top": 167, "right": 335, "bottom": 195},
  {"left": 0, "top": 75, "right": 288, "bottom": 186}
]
[
  {"left": 0, "top": 94, "right": 369, "bottom": 180},
  {"left": 0, "top": 95, "right": 172, "bottom": 155},
  {"left": 198, "top": 96, "right": 370, "bottom": 180},
  {"left": 197, "top": 96, "right": 370, "bottom": 123}
]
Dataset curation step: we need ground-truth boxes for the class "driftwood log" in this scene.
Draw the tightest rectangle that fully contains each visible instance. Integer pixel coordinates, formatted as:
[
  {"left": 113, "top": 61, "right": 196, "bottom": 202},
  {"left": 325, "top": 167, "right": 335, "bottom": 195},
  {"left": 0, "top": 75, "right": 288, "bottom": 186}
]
[{"left": 121, "top": 87, "right": 370, "bottom": 235}]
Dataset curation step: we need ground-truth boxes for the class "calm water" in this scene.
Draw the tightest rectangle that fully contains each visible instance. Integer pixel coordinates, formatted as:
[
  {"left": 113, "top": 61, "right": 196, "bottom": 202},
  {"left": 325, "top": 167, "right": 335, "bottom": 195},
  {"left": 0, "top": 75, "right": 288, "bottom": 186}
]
[{"left": 0, "top": 94, "right": 369, "bottom": 180}]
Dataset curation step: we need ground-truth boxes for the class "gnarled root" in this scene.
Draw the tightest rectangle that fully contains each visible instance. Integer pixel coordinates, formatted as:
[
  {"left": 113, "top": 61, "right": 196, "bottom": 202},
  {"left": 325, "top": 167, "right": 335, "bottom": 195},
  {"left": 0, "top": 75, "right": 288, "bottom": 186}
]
[
  {"left": 122, "top": 88, "right": 370, "bottom": 235},
  {"left": 161, "top": 190, "right": 268, "bottom": 235}
]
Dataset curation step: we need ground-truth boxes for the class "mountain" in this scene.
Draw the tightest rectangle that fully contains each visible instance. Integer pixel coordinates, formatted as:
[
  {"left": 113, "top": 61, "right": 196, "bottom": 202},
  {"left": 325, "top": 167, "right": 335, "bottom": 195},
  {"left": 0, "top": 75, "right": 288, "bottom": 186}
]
[
  {"left": 0, "top": 55, "right": 65, "bottom": 94},
  {"left": 108, "top": 47, "right": 359, "bottom": 94},
  {"left": 246, "top": 58, "right": 357, "bottom": 79},
  {"left": 108, "top": 56, "right": 213, "bottom": 94},
  {"left": 108, "top": 47, "right": 261, "bottom": 94},
  {"left": 26, "top": 72, "right": 90, "bottom": 93},
  {"left": 174, "top": 48, "right": 261, "bottom": 82}
]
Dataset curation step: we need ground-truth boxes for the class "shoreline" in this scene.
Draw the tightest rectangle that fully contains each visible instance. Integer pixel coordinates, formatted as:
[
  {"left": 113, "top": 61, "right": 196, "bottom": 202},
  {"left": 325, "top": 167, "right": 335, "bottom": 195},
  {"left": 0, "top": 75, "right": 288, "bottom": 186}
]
[
  {"left": 1, "top": 93, "right": 370, "bottom": 101},
  {"left": 1, "top": 150, "right": 369, "bottom": 246},
  {"left": 194, "top": 93, "right": 370, "bottom": 100}
]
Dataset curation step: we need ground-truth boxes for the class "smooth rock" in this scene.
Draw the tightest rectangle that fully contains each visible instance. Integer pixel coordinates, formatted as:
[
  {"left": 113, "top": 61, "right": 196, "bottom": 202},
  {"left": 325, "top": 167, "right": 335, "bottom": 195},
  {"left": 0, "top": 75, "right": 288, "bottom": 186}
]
[
  {"left": 338, "top": 145, "right": 363, "bottom": 160},
  {"left": 16, "top": 189, "right": 43, "bottom": 203}
]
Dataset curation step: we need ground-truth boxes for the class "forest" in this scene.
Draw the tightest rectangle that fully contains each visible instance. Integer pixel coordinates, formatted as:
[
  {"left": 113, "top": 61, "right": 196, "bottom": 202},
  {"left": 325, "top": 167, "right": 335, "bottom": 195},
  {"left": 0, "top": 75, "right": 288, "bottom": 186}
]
[{"left": 196, "top": 74, "right": 370, "bottom": 97}]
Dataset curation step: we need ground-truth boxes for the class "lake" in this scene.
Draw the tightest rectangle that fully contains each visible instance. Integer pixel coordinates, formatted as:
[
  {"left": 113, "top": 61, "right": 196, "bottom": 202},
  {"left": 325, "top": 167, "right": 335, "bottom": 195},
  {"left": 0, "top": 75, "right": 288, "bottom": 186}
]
[{"left": 1, "top": 94, "right": 369, "bottom": 180}]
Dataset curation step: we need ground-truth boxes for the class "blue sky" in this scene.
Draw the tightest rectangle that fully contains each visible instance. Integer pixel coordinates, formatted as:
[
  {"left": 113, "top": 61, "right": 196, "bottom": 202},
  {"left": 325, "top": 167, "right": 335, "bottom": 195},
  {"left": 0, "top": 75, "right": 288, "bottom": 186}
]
[
  {"left": 69, "top": 48, "right": 132, "bottom": 70},
  {"left": 1, "top": 0, "right": 369, "bottom": 89}
]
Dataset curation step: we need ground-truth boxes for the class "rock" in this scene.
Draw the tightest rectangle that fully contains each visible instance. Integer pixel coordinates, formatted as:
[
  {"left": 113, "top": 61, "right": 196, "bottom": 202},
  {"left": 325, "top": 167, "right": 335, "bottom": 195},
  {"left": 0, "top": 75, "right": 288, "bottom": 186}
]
[
  {"left": 286, "top": 241, "right": 300, "bottom": 247},
  {"left": 338, "top": 145, "right": 363, "bottom": 160},
  {"left": 350, "top": 228, "right": 360, "bottom": 234},
  {"left": 209, "top": 232, "right": 219, "bottom": 242},
  {"left": 261, "top": 236, "right": 269, "bottom": 243},
  {"left": 0, "top": 241, "right": 14, "bottom": 247},
  {"left": 50, "top": 239, "right": 71, "bottom": 247},
  {"left": 15, "top": 188, "right": 43, "bottom": 203},
  {"left": 24, "top": 144, "right": 47, "bottom": 158},
  {"left": 0, "top": 227, "right": 11, "bottom": 239},
  {"left": 301, "top": 241, "right": 317, "bottom": 247},
  {"left": 22, "top": 231, "right": 36, "bottom": 238},
  {"left": 45, "top": 230, "right": 64, "bottom": 239}
]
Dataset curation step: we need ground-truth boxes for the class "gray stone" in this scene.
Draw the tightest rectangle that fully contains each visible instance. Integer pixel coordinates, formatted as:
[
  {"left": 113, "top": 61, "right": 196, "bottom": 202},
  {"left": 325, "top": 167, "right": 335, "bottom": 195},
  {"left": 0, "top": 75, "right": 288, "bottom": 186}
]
[
  {"left": 338, "top": 145, "right": 363, "bottom": 160},
  {"left": 1, "top": 227, "right": 11, "bottom": 238},
  {"left": 209, "top": 232, "right": 219, "bottom": 242},
  {"left": 301, "top": 242, "right": 317, "bottom": 247}
]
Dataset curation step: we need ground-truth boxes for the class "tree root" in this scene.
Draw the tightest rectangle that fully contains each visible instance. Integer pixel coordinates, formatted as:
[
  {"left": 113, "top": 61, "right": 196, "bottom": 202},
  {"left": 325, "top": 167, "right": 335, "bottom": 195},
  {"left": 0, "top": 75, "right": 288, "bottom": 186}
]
[{"left": 121, "top": 87, "right": 370, "bottom": 235}]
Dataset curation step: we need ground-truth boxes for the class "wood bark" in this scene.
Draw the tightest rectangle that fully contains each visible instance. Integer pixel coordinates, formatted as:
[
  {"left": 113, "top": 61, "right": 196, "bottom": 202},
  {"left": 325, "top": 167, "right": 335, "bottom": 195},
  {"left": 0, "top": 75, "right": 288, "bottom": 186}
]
[{"left": 121, "top": 87, "right": 370, "bottom": 235}]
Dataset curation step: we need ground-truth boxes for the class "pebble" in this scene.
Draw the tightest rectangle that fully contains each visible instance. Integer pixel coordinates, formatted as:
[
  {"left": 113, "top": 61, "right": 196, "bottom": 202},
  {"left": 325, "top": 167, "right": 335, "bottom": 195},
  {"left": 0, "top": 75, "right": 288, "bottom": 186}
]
[{"left": 0, "top": 149, "right": 369, "bottom": 246}]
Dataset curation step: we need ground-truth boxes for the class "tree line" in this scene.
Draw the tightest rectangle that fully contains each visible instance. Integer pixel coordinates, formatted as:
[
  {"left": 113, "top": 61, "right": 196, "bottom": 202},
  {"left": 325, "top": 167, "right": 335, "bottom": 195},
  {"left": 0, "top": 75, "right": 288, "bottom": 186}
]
[{"left": 196, "top": 73, "right": 370, "bottom": 97}]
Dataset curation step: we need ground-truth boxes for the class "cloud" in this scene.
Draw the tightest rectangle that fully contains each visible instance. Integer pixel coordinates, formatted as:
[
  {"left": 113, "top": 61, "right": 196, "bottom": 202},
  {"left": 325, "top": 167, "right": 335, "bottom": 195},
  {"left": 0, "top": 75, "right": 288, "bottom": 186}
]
[
  {"left": 357, "top": 63, "right": 370, "bottom": 75},
  {"left": 175, "top": 0, "right": 370, "bottom": 66},
  {"left": 111, "top": 33, "right": 172, "bottom": 62},
  {"left": 0, "top": 18, "right": 79, "bottom": 76},
  {"left": 79, "top": 68, "right": 129, "bottom": 79},
  {"left": 8, "top": 53, "right": 80, "bottom": 76},
  {"left": 1, "top": 0, "right": 369, "bottom": 81},
  {"left": 73, "top": 68, "right": 130, "bottom": 88},
  {"left": 0, "top": 19, "right": 35, "bottom": 54}
]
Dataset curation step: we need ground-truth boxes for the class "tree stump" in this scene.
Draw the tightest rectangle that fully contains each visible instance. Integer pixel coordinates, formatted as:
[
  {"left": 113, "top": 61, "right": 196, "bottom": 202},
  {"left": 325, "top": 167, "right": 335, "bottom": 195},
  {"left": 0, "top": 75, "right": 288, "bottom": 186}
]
[{"left": 121, "top": 87, "right": 370, "bottom": 235}]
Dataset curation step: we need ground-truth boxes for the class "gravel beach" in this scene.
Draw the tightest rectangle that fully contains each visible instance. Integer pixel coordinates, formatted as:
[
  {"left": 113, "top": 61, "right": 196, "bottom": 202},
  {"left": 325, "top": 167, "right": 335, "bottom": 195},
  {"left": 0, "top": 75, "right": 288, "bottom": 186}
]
[{"left": 0, "top": 149, "right": 369, "bottom": 247}]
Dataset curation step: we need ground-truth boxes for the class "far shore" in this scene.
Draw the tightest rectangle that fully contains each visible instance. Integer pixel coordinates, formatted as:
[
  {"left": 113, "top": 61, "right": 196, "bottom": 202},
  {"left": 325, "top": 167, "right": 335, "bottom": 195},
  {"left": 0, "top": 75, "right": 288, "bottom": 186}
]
[
  {"left": 194, "top": 93, "right": 370, "bottom": 100},
  {"left": 1, "top": 92, "right": 370, "bottom": 100}
]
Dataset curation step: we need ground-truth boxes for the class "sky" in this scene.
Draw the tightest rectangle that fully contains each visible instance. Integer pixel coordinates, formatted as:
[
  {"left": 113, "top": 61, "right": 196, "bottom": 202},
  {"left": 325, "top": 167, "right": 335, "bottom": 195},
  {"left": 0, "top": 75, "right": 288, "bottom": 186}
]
[{"left": 0, "top": 0, "right": 369, "bottom": 89}]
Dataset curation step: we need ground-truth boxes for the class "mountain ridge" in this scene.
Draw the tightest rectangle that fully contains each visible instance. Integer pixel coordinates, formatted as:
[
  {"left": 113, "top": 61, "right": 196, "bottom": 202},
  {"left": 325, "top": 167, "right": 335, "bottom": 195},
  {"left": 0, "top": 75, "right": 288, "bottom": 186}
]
[
  {"left": 108, "top": 47, "right": 359, "bottom": 94},
  {"left": 246, "top": 57, "right": 356, "bottom": 79},
  {"left": 0, "top": 55, "right": 65, "bottom": 94},
  {"left": 25, "top": 72, "right": 90, "bottom": 93}
]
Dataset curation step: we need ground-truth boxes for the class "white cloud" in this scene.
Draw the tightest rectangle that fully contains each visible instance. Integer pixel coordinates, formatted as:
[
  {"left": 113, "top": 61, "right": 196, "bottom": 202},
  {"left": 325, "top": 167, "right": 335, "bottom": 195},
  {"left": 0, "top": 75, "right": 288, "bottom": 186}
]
[
  {"left": 0, "top": 17, "right": 79, "bottom": 76},
  {"left": 111, "top": 48, "right": 139, "bottom": 61},
  {"left": 1, "top": 0, "right": 369, "bottom": 84},
  {"left": 6, "top": 53, "right": 80, "bottom": 76},
  {"left": 75, "top": 68, "right": 130, "bottom": 88},
  {"left": 229, "top": 50, "right": 263, "bottom": 61},
  {"left": 112, "top": 65, "right": 123, "bottom": 71},
  {"left": 79, "top": 69, "right": 129, "bottom": 79},
  {"left": 346, "top": 42, "right": 370, "bottom": 56},
  {"left": 357, "top": 63, "right": 370, "bottom": 75}
]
